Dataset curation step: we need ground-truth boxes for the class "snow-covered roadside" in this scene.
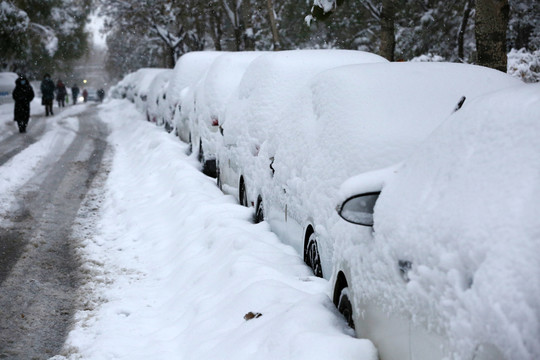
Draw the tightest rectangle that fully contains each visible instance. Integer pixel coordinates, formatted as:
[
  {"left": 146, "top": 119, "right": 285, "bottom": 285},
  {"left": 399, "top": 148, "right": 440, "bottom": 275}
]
[{"left": 56, "top": 99, "right": 376, "bottom": 360}]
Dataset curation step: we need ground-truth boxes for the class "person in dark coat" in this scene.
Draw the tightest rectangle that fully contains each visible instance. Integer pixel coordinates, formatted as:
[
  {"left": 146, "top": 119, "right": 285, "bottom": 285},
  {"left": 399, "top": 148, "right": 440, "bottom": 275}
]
[
  {"left": 71, "top": 84, "right": 80, "bottom": 104},
  {"left": 56, "top": 80, "right": 67, "bottom": 107},
  {"left": 97, "top": 88, "right": 105, "bottom": 102},
  {"left": 40, "top": 73, "right": 55, "bottom": 116},
  {"left": 12, "top": 74, "right": 35, "bottom": 133},
  {"left": 82, "top": 88, "right": 88, "bottom": 103}
]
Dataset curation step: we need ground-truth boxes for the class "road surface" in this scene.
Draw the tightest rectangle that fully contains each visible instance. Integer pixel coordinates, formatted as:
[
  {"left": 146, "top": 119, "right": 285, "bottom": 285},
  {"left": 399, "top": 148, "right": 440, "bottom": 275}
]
[{"left": 0, "top": 106, "right": 108, "bottom": 359}]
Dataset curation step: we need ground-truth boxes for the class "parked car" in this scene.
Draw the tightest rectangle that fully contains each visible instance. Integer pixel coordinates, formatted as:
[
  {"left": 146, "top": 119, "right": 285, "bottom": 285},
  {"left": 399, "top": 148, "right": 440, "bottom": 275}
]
[
  {"left": 109, "top": 71, "right": 137, "bottom": 100},
  {"left": 132, "top": 68, "right": 169, "bottom": 113},
  {"left": 336, "top": 82, "right": 540, "bottom": 360},
  {"left": 166, "top": 51, "right": 226, "bottom": 141},
  {"left": 145, "top": 69, "right": 174, "bottom": 124},
  {"left": 189, "top": 51, "right": 266, "bottom": 176},
  {"left": 217, "top": 49, "right": 388, "bottom": 208},
  {"left": 219, "top": 59, "right": 520, "bottom": 360},
  {"left": 0, "top": 72, "right": 18, "bottom": 104}
]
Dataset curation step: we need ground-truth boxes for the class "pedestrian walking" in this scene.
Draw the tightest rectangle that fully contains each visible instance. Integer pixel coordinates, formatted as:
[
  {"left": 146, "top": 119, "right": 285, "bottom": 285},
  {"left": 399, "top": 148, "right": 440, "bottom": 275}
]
[
  {"left": 56, "top": 80, "right": 67, "bottom": 107},
  {"left": 12, "top": 74, "right": 35, "bottom": 133},
  {"left": 71, "top": 84, "right": 80, "bottom": 104},
  {"left": 40, "top": 73, "right": 55, "bottom": 116},
  {"left": 82, "top": 89, "right": 88, "bottom": 103},
  {"left": 97, "top": 88, "right": 105, "bottom": 102}
]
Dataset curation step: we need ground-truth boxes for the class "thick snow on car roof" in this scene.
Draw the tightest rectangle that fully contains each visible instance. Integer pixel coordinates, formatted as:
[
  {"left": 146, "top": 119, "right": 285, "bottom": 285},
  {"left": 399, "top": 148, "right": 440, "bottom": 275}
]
[
  {"left": 271, "top": 62, "right": 520, "bottom": 223},
  {"left": 167, "top": 51, "right": 226, "bottom": 108},
  {"left": 373, "top": 83, "right": 540, "bottom": 359},
  {"left": 309, "top": 62, "right": 522, "bottom": 179},
  {"left": 196, "top": 51, "right": 265, "bottom": 124},
  {"left": 223, "top": 49, "right": 388, "bottom": 147}
]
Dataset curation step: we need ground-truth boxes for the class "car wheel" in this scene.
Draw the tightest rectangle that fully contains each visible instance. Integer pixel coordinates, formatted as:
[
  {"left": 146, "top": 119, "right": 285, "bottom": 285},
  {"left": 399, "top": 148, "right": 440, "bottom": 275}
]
[
  {"left": 187, "top": 133, "right": 193, "bottom": 154},
  {"left": 337, "top": 287, "right": 355, "bottom": 329},
  {"left": 305, "top": 232, "right": 323, "bottom": 278},
  {"left": 254, "top": 197, "right": 264, "bottom": 223},
  {"left": 198, "top": 140, "right": 204, "bottom": 163},
  {"left": 239, "top": 179, "right": 248, "bottom": 207},
  {"left": 216, "top": 167, "right": 222, "bottom": 190}
]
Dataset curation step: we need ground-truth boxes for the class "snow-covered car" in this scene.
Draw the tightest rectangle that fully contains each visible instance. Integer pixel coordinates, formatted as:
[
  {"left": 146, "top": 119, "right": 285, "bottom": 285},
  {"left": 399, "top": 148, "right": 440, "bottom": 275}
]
[
  {"left": 145, "top": 69, "right": 173, "bottom": 125},
  {"left": 217, "top": 49, "right": 388, "bottom": 207},
  {"left": 109, "top": 71, "right": 137, "bottom": 100},
  {"left": 166, "top": 51, "right": 226, "bottom": 141},
  {"left": 337, "top": 82, "right": 540, "bottom": 360},
  {"left": 190, "top": 51, "right": 266, "bottom": 176},
  {"left": 120, "top": 68, "right": 168, "bottom": 111},
  {"left": 0, "top": 72, "right": 19, "bottom": 104},
  {"left": 221, "top": 59, "right": 520, "bottom": 360},
  {"left": 133, "top": 68, "right": 169, "bottom": 113}
]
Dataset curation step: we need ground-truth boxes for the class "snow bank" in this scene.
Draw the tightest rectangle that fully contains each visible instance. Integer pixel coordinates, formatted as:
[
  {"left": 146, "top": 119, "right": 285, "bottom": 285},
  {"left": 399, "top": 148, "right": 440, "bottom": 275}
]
[{"left": 59, "top": 99, "right": 377, "bottom": 360}]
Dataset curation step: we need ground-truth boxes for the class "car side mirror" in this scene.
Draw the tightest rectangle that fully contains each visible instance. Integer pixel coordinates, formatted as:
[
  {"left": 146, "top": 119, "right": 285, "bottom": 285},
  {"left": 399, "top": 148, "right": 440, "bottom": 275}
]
[{"left": 337, "top": 192, "right": 380, "bottom": 226}]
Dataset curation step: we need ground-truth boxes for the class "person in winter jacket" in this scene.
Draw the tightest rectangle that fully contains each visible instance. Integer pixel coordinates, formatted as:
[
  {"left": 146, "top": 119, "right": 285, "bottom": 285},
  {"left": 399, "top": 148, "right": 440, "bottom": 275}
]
[
  {"left": 12, "top": 74, "right": 35, "bottom": 133},
  {"left": 82, "top": 88, "right": 88, "bottom": 103},
  {"left": 40, "top": 73, "right": 55, "bottom": 116},
  {"left": 56, "top": 80, "right": 67, "bottom": 107},
  {"left": 97, "top": 88, "right": 105, "bottom": 102},
  {"left": 71, "top": 84, "right": 80, "bottom": 104}
]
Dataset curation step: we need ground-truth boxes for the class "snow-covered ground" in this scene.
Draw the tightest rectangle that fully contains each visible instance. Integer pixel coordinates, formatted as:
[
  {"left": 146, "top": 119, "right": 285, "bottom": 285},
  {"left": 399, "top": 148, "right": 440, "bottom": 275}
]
[{"left": 0, "top": 99, "right": 375, "bottom": 359}]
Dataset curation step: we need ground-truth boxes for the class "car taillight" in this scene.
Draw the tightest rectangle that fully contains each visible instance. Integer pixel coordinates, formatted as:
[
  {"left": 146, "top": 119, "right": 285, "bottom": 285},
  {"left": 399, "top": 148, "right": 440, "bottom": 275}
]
[{"left": 211, "top": 116, "right": 219, "bottom": 126}]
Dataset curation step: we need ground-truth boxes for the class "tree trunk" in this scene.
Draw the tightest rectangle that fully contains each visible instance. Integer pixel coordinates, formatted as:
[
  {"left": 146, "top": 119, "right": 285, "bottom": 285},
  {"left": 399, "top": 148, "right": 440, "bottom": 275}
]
[
  {"left": 379, "top": 0, "right": 396, "bottom": 61},
  {"left": 475, "top": 0, "right": 509, "bottom": 72},
  {"left": 458, "top": 0, "right": 474, "bottom": 62},
  {"left": 208, "top": 2, "right": 224, "bottom": 51},
  {"left": 241, "top": 0, "right": 255, "bottom": 50},
  {"left": 266, "top": 0, "right": 281, "bottom": 50}
]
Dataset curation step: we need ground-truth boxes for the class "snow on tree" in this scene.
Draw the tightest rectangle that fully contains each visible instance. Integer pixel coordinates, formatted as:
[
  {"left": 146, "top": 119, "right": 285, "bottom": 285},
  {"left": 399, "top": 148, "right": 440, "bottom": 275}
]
[
  {"left": 508, "top": 48, "right": 540, "bottom": 83},
  {"left": 0, "top": 0, "right": 91, "bottom": 78}
]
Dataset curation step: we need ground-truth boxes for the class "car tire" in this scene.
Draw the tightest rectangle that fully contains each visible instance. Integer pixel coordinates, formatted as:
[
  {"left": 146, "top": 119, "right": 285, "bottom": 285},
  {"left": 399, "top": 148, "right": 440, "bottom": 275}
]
[
  {"left": 239, "top": 179, "right": 248, "bottom": 207},
  {"left": 216, "top": 167, "right": 222, "bottom": 190},
  {"left": 254, "top": 197, "right": 264, "bottom": 223},
  {"left": 198, "top": 140, "right": 204, "bottom": 163},
  {"left": 305, "top": 232, "right": 323, "bottom": 278},
  {"left": 337, "top": 287, "right": 355, "bottom": 330}
]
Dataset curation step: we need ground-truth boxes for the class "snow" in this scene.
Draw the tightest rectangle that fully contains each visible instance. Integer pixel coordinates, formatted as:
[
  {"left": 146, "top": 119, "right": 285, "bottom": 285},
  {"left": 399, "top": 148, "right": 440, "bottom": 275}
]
[
  {"left": 3, "top": 50, "right": 538, "bottom": 359},
  {"left": 0, "top": 98, "right": 375, "bottom": 359},
  {"left": 372, "top": 83, "right": 540, "bottom": 360},
  {"left": 220, "top": 59, "right": 521, "bottom": 283},
  {"left": 0, "top": 101, "right": 88, "bottom": 213},
  {"left": 191, "top": 51, "right": 267, "bottom": 163},
  {"left": 168, "top": 51, "right": 227, "bottom": 136},
  {"left": 145, "top": 69, "right": 174, "bottom": 124},
  {"left": 507, "top": 48, "right": 540, "bottom": 83}
]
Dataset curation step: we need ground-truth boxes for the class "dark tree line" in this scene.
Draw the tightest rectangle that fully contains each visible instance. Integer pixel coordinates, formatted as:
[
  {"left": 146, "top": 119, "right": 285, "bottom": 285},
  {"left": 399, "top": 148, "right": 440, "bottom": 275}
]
[
  {"left": 1, "top": 0, "right": 538, "bottom": 79},
  {"left": 310, "top": 0, "right": 539, "bottom": 72}
]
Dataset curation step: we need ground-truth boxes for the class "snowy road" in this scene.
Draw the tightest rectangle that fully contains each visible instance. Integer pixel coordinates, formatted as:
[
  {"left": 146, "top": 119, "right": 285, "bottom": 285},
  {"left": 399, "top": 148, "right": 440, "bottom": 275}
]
[
  {"left": 0, "top": 100, "right": 375, "bottom": 360},
  {"left": 0, "top": 104, "right": 108, "bottom": 359}
]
